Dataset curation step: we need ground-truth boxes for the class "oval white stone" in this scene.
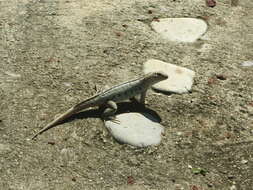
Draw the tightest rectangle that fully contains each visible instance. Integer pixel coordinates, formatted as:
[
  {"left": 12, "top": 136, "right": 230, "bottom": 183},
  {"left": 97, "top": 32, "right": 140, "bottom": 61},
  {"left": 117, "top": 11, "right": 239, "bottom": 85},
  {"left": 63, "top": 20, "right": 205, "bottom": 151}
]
[
  {"left": 151, "top": 18, "right": 207, "bottom": 42},
  {"left": 143, "top": 59, "right": 195, "bottom": 94},
  {"left": 104, "top": 113, "right": 164, "bottom": 147}
]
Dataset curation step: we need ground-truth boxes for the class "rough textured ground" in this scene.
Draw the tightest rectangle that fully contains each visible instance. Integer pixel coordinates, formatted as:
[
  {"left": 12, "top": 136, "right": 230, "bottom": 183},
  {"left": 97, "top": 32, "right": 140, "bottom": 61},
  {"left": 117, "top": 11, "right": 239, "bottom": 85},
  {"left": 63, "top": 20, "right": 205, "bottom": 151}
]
[{"left": 0, "top": 0, "right": 252, "bottom": 189}]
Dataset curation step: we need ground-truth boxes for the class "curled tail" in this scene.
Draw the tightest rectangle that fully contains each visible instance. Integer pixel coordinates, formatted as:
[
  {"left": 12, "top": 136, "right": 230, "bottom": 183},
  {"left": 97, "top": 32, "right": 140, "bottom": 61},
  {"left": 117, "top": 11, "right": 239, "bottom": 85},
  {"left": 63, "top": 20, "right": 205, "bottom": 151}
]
[{"left": 31, "top": 107, "right": 76, "bottom": 140}]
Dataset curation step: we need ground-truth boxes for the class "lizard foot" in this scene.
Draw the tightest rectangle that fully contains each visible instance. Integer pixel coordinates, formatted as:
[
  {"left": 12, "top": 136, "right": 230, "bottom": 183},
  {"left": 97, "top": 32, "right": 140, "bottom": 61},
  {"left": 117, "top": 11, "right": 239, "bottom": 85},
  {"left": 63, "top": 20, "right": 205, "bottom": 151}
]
[{"left": 105, "top": 116, "right": 120, "bottom": 124}]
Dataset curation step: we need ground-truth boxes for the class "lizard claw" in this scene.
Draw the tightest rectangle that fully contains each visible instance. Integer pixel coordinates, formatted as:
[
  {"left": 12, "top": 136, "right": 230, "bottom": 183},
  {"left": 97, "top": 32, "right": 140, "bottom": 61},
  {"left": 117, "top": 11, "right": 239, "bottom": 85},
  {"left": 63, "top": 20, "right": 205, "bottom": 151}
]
[
  {"left": 105, "top": 116, "right": 120, "bottom": 124},
  {"left": 111, "top": 118, "right": 120, "bottom": 124}
]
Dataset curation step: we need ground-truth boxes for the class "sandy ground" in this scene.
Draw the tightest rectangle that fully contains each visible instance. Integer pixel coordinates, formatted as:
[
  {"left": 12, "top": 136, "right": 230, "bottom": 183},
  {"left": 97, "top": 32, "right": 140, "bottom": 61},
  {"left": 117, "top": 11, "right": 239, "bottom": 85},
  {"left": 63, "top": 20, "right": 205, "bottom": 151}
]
[{"left": 0, "top": 0, "right": 252, "bottom": 189}]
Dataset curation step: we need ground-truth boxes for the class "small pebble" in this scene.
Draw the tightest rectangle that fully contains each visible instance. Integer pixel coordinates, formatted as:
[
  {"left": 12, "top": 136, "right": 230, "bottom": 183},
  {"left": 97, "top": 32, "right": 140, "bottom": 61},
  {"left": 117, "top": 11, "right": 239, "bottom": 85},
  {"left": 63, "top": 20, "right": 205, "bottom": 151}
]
[
  {"left": 230, "top": 184, "right": 237, "bottom": 190},
  {"left": 71, "top": 177, "right": 77, "bottom": 182},
  {"left": 174, "top": 184, "right": 184, "bottom": 190},
  {"left": 241, "top": 159, "right": 248, "bottom": 164},
  {"left": 241, "top": 60, "right": 253, "bottom": 67},
  {"left": 216, "top": 74, "right": 227, "bottom": 80},
  {"left": 228, "top": 175, "right": 235, "bottom": 180},
  {"left": 39, "top": 113, "right": 48, "bottom": 120},
  {"left": 191, "top": 185, "right": 199, "bottom": 190},
  {"left": 48, "top": 141, "right": 56, "bottom": 145},
  {"left": 148, "top": 10, "right": 153, "bottom": 14},
  {"left": 127, "top": 176, "right": 135, "bottom": 185},
  {"left": 176, "top": 132, "right": 183, "bottom": 136},
  {"left": 208, "top": 77, "right": 217, "bottom": 85},
  {"left": 152, "top": 17, "right": 160, "bottom": 22},
  {"left": 63, "top": 82, "right": 72, "bottom": 87},
  {"left": 122, "top": 24, "right": 128, "bottom": 28},
  {"left": 206, "top": 0, "right": 216, "bottom": 7}
]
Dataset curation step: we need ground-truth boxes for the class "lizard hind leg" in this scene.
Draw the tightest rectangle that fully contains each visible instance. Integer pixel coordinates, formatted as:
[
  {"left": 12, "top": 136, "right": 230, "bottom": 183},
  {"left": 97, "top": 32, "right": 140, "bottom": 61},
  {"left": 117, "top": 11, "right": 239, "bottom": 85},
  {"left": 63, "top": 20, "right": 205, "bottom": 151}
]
[{"left": 102, "top": 100, "right": 120, "bottom": 124}]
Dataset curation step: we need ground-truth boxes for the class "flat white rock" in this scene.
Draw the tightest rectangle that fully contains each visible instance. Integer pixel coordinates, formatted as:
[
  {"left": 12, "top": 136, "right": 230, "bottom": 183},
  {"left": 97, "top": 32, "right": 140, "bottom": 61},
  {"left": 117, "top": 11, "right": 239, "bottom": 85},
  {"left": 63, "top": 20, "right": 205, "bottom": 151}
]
[
  {"left": 104, "top": 113, "right": 164, "bottom": 147},
  {"left": 151, "top": 18, "right": 207, "bottom": 42},
  {"left": 143, "top": 59, "right": 195, "bottom": 94}
]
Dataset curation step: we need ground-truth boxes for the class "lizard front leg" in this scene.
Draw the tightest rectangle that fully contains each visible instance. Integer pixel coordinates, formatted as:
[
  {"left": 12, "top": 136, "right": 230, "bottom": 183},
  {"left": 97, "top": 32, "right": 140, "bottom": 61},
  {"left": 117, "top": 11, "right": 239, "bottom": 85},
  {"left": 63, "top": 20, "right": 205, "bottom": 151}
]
[
  {"left": 140, "top": 90, "right": 147, "bottom": 104},
  {"left": 130, "top": 90, "right": 147, "bottom": 105},
  {"left": 102, "top": 100, "right": 120, "bottom": 124}
]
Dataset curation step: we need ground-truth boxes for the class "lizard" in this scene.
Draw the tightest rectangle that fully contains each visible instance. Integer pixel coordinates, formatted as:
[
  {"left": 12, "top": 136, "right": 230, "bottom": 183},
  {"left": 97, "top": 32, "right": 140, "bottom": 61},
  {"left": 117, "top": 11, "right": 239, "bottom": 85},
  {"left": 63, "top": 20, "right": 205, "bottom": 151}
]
[{"left": 31, "top": 72, "right": 168, "bottom": 140}]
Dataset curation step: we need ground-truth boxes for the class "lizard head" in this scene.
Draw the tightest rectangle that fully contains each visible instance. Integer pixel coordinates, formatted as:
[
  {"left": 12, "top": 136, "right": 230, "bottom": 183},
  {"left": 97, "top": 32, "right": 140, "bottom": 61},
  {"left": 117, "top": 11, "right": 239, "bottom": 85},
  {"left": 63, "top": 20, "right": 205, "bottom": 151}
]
[{"left": 144, "top": 71, "right": 168, "bottom": 85}]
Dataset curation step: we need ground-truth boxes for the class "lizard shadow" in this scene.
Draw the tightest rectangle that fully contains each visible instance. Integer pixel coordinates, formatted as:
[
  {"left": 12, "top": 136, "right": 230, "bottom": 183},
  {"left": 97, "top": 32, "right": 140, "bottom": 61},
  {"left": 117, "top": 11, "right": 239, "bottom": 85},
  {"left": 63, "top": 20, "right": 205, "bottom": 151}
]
[
  {"left": 65, "top": 101, "right": 162, "bottom": 124},
  {"left": 152, "top": 88, "right": 193, "bottom": 95},
  {"left": 37, "top": 102, "right": 162, "bottom": 138}
]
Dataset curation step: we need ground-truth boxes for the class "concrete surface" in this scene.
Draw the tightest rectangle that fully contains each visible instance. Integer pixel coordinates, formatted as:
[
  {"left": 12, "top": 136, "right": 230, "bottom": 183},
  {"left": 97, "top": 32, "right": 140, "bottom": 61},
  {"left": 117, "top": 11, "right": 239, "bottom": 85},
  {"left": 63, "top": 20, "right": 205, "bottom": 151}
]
[{"left": 0, "top": 0, "right": 252, "bottom": 189}]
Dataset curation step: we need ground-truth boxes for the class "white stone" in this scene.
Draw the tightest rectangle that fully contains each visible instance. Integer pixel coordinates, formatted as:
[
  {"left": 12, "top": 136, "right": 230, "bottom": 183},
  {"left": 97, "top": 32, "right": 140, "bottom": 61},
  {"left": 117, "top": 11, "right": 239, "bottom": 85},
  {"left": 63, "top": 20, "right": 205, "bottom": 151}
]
[
  {"left": 63, "top": 82, "right": 72, "bottom": 87},
  {"left": 241, "top": 60, "right": 253, "bottom": 67},
  {"left": 230, "top": 185, "right": 237, "bottom": 190},
  {"left": 104, "top": 113, "right": 164, "bottom": 147},
  {"left": 151, "top": 18, "right": 207, "bottom": 42},
  {"left": 143, "top": 59, "right": 195, "bottom": 94},
  {"left": 241, "top": 159, "right": 248, "bottom": 164}
]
